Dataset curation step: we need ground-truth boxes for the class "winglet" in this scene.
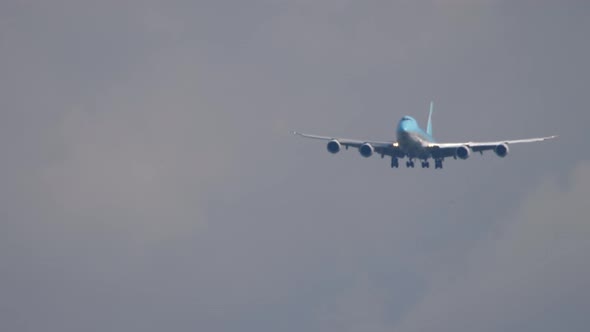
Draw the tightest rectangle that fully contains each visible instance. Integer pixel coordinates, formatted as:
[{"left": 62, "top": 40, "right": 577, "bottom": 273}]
[{"left": 426, "top": 101, "right": 434, "bottom": 137}]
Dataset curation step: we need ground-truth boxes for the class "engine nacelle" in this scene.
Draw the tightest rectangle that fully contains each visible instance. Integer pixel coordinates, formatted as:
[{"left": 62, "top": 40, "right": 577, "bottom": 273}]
[
  {"left": 456, "top": 145, "right": 471, "bottom": 160},
  {"left": 326, "top": 140, "right": 341, "bottom": 154},
  {"left": 494, "top": 143, "right": 509, "bottom": 158},
  {"left": 359, "top": 143, "right": 374, "bottom": 158}
]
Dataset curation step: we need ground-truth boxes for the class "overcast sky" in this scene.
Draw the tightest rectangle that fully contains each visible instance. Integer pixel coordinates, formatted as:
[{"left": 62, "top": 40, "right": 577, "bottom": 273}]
[{"left": 1, "top": 1, "right": 589, "bottom": 331}]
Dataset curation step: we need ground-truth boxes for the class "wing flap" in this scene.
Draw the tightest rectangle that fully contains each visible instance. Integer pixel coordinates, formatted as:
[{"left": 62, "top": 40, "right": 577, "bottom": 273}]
[
  {"left": 292, "top": 131, "right": 393, "bottom": 147},
  {"left": 292, "top": 131, "right": 403, "bottom": 156},
  {"left": 430, "top": 135, "right": 557, "bottom": 149},
  {"left": 426, "top": 135, "right": 557, "bottom": 156}
]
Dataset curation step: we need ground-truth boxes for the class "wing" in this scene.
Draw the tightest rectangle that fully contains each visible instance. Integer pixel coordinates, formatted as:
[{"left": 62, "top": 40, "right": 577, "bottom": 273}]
[
  {"left": 292, "top": 131, "right": 404, "bottom": 157},
  {"left": 426, "top": 135, "right": 558, "bottom": 158}
]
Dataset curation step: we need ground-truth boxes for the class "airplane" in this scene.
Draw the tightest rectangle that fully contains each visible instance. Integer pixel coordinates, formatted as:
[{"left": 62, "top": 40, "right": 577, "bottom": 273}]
[{"left": 292, "top": 102, "right": 557, "bottom": 169}]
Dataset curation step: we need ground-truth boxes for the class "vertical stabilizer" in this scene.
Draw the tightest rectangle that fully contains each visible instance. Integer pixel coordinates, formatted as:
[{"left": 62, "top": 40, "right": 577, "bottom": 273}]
[{"left": 426, "top": 101, "right": 434, "bottom": 137}]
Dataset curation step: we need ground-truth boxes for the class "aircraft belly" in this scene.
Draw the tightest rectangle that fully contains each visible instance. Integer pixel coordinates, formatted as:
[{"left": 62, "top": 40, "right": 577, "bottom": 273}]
[{"left": 398, "top": 132, "right": 431, "bottom": 159}]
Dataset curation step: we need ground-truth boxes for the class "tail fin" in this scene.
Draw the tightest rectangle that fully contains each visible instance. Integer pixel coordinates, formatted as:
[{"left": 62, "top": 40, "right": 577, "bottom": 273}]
[{"left": 426, "top": 101, "right": 434, "bottom": 137}]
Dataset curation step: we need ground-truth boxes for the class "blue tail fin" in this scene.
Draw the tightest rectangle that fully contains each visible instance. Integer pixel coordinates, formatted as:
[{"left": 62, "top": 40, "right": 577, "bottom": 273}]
[{"left": 426, "top": 101, "right": 434, "bottom": 137}]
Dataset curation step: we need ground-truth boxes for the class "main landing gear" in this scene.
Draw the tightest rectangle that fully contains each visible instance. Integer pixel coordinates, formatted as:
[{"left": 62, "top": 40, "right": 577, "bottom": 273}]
[
  {"left": 391, "top": 157, "right": 443, "bottom": 169},
  {"left": 405, "top": 159, "right": 430, "bottom": 168},
  {"left": 434, "top": 159, "right": 443, "bottom": 169},
  {"left": 391, "top": 157, "right": 399, "bottom": 168}
]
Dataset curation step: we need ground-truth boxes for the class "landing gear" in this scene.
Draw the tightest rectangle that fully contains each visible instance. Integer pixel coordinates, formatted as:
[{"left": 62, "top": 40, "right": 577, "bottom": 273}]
[
  {"left": 391, "top": 157, "right": 399, "bottom": 168},
  {"left": 434, "top": 159, "right": 444, "bottom": 169},
  {"left": 397, "top": 158, "right": 442, "bottom": 169}
]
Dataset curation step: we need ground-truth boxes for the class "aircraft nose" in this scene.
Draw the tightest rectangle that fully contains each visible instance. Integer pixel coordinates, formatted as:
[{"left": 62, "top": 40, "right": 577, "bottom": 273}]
[{"left": 399, "top": 121, "right": 410, "bottom": 131}]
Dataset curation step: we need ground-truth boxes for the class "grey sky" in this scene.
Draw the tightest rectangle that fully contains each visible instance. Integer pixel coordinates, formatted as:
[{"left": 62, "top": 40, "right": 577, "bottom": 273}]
[{"left": 1, "top": 1, "right": 589, "bottom": 331}]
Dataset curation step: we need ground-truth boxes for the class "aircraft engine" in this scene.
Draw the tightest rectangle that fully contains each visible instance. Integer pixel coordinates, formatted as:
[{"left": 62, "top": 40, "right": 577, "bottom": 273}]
[
  {"left": 326, "top": 140, "right": 341, "bottom": 154},
  {"left": 456, "top": 145, "right": 471, "bottom": 160},
  {"left": 359, "top": 143, "right": 374, "bottom": 158},
  {"left": 494, "top": 143, "right": 509, "bottom": 157}
]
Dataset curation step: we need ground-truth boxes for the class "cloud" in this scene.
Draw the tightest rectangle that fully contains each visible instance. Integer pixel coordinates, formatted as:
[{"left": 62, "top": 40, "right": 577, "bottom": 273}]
[
  {"left": 35, "top": 50, "right": 240, "bottom": 243},
  {"left": 397, "top": 161, "right": 590, "bottom": 332},
  {"left": 1, "top": 1, "right": 589, "bottom": 331}
]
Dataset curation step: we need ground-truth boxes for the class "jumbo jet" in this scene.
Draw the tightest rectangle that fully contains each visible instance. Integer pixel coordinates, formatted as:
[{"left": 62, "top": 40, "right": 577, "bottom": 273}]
[{"left": 293, "top": 103, "right": 556, "bottom": 169}]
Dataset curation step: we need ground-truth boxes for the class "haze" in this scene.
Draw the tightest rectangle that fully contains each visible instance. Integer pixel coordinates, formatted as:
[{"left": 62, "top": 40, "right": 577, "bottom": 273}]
[{"left": 1, "top": 1, "right": 589, "bottom": 331}]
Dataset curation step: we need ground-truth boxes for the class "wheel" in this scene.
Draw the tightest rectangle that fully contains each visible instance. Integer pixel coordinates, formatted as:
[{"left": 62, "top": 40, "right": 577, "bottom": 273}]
[
  {"left": 391, "top": 157, "right": 399, "bottom": 168},
  {"left": 434, "top": 159, "right": 443, "bottom": 169}
]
